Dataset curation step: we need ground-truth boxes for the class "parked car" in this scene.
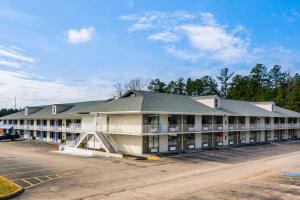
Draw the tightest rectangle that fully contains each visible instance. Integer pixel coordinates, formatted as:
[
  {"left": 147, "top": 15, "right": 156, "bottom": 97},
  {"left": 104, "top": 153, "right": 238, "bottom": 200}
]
[{"left": 0, "top": 133, "right": 20, "bottom": 141}]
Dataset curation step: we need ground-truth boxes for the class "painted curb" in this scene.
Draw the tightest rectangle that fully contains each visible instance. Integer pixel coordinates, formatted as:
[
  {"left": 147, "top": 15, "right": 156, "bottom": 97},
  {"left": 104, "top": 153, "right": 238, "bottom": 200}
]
[{"left": 0, "top": 176, "right": 24, "bottom": 200}]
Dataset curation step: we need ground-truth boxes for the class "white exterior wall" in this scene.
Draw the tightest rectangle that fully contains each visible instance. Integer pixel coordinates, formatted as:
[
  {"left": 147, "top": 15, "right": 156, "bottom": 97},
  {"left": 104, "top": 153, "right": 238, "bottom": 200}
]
[
  {"left": 196, "top": 99, "right": 214, "bottom": 108},
  {"left": 159, "top": 135, "right": 168, "bottom": 152},
  {"left": 109, "top": 114, "right": 142, "bottom": 134},
  {"left": 254, "top": 103, "right": 274, "bottom": 111},
  {"left": 111, "top": 134, "right": 142, "bottom": 154},
  {"left": 96, "top": 114, "right": 108, "bottom": 132},
  {"left": 195, "top": 133, "right": 202, "bottom": 148},
  {"left": 81, "top": 115, "right": 96, "bottom": 132}
]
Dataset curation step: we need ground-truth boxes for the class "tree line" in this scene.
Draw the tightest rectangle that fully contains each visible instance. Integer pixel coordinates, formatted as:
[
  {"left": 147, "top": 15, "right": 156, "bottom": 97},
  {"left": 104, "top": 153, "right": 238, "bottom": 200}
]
[
  {"left": 0, "top": 108, "right": 22, "bottom": 117},
  {"left": 115, "top": 64, "right": 300, "bottom": 112}
]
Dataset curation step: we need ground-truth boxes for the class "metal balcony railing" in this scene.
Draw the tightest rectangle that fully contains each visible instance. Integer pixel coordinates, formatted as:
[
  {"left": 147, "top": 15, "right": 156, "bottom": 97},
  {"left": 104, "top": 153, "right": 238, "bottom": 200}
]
[
  {"left": 213, "top": 124, "right": 224, "bottom": 131},
  {"left": 250, "top": 123, "right": 257, "bottom": 129},
  {"left": 142, "top": 125, "right": 160, "bottom": 133},
  {"left": 228, "top": 124, "right": 238, "bottom": 130},
  {"left": 168, "top": 124, "right": 181, "bottom": 132},
  {"left": 182, "top": 124, "right": 196, "bottom": 132},
  {"left": 202, "top": 124, "right": 213, "bottom": 131}
]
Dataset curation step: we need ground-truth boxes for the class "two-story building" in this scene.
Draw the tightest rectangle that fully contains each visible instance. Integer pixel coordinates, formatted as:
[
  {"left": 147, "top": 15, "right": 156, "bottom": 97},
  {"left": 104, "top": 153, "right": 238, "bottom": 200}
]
[{"left": 1, "top": 90, "right": 300, "bottom": 156}]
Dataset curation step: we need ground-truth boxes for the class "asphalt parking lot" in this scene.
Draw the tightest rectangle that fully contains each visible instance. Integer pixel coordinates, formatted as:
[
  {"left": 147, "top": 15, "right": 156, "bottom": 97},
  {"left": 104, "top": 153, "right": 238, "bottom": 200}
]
[
  {"left": 1, "top": 140, "right": 300, "bottom": 199},
  {"left": 0, "top": 142, "right": 73, "bottom": 190},
  {"left": 166, "top": 142, "right": 300, "bottom": 164}
]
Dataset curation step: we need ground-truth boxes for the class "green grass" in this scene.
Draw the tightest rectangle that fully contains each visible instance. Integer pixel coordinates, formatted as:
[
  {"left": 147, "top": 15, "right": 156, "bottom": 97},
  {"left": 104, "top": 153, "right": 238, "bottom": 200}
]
[{"left": 0, "top": 176, "right": 20, "bottom": 197}]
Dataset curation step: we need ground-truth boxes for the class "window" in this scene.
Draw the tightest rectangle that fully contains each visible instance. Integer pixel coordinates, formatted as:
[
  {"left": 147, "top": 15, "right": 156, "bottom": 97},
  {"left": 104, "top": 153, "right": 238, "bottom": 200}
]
[
  {"left": 168, "top": 115, "right": 180, "bottom": 125},
  {"left": 214, "top": 116, "right": 223, "bottom": 124},
  {"left": 186, "top": 133, "right": 195, "bottom": 147},
  {"left": 168, "top": 135, "right": 178, "bottom": 150},
  {"left": 202, "top": 115, "right": 212, "bottom": 124},
  {"left": 293, "top": 118, "right": 297, "bottom": 124},
  {"left": 50, "top": 120, "right": 54, "bottom": 126},
  {"left": 143, "top": 114, "right": 159, "bottom": 125},
  {"left": 228, "top": 116, "right": 235, "bottom": 124},
  {"left": 214, "top": 98, "right": 219, "bottom": 108},
  {"left": 250, "top": 117, "right": 257, "bottom": 124},
  {"left": 265, "top": 117, "right": 270, "bottom": 124},
  {"left": 148, "top": 136, "right": 159, "bottom": 153},
  {"left": 52, "top": 105, "right": 56, "bottom": 115}
]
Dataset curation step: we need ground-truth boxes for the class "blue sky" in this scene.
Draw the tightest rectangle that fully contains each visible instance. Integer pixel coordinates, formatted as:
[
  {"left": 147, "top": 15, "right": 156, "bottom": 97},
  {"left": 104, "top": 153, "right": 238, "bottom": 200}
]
[{"left": 0, "top": 0, "right": 299, "bottom": 107}]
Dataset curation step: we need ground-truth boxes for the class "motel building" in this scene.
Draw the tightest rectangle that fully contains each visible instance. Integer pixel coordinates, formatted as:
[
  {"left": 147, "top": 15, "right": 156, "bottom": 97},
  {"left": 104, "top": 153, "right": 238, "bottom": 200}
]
[{"left": 0, "top": 90, "right": 300, "bottom": 156}]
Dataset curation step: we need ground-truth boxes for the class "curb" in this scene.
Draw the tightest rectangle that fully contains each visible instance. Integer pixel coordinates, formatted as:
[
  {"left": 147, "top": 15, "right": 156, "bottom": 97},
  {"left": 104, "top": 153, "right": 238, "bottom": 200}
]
[{"left": 0, "top": 176, "right": 24, "bottom": 200}]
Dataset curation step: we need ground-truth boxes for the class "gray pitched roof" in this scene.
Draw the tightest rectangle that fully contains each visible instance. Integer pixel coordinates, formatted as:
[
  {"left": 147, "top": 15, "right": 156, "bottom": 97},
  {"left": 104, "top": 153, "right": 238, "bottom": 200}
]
[
  {"left": 219, "top": 99, "right": 283, "bottom": 117},
  {"left": 134, "top": 91, "right": 226, "bottom": 115},
  {"left": 1, "top": 90, "right": 300, "bottom": 119},
  {"left": 274, "top": 106, "right": 300, "bottom": 117}
]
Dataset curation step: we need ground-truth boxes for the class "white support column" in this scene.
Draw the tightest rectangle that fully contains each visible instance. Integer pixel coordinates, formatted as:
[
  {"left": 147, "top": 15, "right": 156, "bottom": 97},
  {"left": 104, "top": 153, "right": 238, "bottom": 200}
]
[
  {"left": 195, "top": 133, "right": 202, "bottom": 148},
  {"left": 245, "top": 131, "right": 250, "bottom": 143},
  {"left": 271, "top": 130, "right": 275, "bottom": 141},
  {"left": 223, "top": 116, "right": 228, "bottom": 146},
  {"left": 271, "top": 117, "right": 274, "bottom": 129},
  {"left": 195, "top": 115, "right": 202, "bottom": 131},
  {"left": 245, "top": 117, "right": 250, "bottom": 129},
  {"left": 160, "top": 114, "right": 168, "bottom": 133},
  {"left": 159, "top": 135, "right": 168, "bottom": 152}
]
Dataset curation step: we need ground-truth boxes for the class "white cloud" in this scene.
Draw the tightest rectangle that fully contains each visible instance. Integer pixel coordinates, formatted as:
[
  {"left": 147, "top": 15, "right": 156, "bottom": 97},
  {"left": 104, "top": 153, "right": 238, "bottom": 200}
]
[
  {"left": 67, "top": 27, "right": 95, "bottom": 44},
  {"left": 120, "top": 10, "right": 300, "bottom": 71},
  {"left": 120, "top": 11, "right": 253, "bottom": 64},
  {"left": 200, "top": 12, "right": 216, "bottom": 25},
  {"left": 164, "top": 45, "right": 200, "bottom": 62},
  {"left": 0, "top": 45, "right": 35, "bottom": 70},
  {"left": 0, "top": 45, "right": 35, "bottom": 63},
  {"left": 119, "top": 11, "right": 196, "bottom": 32},
  {"left": 0, "top": 70, "right": 87, "bottom": 107},
  {"left": 148, "top": 32, "right": 180, "bottom": 43},
  {"left": 179, "top": 24, "right": 250, "bottom": 64},
  {"left": 0, "top": 60, "right": 22, "bottom": 68}
]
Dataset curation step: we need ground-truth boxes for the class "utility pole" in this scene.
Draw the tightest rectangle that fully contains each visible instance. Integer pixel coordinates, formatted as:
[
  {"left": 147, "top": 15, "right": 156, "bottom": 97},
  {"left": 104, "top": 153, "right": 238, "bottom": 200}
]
[{"left": 14, "top": 97, "right": 17, "bottom": 109}]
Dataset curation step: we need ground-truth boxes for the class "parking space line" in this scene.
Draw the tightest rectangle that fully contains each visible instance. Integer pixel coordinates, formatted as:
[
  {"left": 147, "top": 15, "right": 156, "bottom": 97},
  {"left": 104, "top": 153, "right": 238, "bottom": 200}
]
[
  {"left": 34, "top": 177, "right": 44, "bottom": 182},
  {"left": 12, "top": 171, "right": 74, "bottom": 189},
  {"left": 22, "top": 178, "right": 34, "bottom": 187}
]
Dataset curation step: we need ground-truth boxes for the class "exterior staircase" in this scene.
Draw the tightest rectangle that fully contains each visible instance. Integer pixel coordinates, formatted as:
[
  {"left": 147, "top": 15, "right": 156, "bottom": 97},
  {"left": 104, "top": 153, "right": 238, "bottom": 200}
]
[
  {"left": 62, "top": 131, "right": 118, "bottom": 154},
  {"left": 95, "top": 132, "right": 118, "bottom": 154}
]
